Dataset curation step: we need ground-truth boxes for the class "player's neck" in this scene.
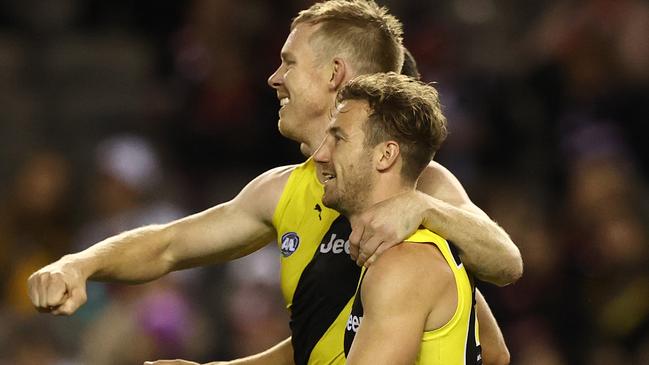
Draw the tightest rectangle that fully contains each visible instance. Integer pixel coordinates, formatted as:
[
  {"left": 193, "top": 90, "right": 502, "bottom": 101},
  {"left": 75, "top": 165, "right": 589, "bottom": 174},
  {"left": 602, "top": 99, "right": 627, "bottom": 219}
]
[
  {"left": 348, "top": 175, "right": 414, "bottom": 220},
  {"left": 302, "top": 116, "right": 332, "bottom": 157}
]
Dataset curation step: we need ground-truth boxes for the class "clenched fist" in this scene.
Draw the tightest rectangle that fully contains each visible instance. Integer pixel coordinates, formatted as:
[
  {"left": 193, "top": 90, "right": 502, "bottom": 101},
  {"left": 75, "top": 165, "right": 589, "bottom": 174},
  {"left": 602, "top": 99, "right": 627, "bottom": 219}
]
[{"left": 27, "top": 257, "right": 88, "bottom": 316}]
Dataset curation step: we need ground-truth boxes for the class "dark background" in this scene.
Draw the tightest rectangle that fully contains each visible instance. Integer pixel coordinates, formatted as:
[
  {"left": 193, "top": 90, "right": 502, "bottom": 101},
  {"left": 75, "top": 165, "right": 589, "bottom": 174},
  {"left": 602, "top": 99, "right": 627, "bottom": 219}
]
[{"left": 1, "top": 0, "right": 648, "bottom": 364}]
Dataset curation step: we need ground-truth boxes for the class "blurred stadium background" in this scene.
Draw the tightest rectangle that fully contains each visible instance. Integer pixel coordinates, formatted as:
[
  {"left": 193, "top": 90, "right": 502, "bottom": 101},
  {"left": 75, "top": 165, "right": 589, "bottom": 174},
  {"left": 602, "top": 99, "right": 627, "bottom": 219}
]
[{"left": 1, "top": 0, "right": 648, "bottom": 364}]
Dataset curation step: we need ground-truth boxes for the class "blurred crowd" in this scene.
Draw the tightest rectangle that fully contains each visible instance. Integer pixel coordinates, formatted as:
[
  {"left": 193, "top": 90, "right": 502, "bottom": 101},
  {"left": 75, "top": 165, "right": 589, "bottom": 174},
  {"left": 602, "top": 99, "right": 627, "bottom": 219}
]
[{"left": 1, "top": 0, "right": 648, "bottom": 364}]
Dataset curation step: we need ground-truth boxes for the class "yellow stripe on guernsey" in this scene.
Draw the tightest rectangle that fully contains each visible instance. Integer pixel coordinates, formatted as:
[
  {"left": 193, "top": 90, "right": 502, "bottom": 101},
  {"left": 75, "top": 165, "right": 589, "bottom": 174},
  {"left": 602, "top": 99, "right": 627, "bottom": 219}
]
[
  {"left": 273, "top": 158, "right": 358, "bottom": 365},
  {"left": 406, "top": 229, "right": 480, "bottom": 364},
  {"left": 273, "top": 158, "right": 339, "bottom": 308}
]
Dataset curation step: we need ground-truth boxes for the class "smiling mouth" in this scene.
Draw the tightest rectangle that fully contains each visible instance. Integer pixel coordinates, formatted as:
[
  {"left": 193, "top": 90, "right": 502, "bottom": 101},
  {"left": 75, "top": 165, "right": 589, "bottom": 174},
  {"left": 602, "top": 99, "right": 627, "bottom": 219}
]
[
  {"left": 280, "top": 97, "right": 290, "bottom": 107},
  {"left": 322, "top": 172, "right": 336, "bottom": 183}
]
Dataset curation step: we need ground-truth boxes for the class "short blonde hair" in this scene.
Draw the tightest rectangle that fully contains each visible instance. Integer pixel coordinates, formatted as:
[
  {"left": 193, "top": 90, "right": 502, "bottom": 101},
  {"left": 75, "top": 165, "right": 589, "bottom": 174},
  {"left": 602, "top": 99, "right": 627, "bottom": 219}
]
[
  {"left": 292, "top": 0, "right": 404, "bottom": 75},
  {"left": 338, "top": 72, "right": 448, "bottom": 182}
]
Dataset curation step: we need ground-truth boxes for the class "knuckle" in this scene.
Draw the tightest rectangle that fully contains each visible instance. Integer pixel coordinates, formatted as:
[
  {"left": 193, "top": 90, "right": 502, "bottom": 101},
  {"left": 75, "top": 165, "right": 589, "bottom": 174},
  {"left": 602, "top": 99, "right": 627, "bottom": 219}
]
[
  {"left": 377, "top": 241, "right": 388, "bottom": 250},
  {"left": 50, "top": 271, "right": 64, "bottom": 283},
  {"left": 58, "top": 304, "right": 73, "bottom": 316},
  {"left": 376, "top": 245, "right": 387, "bottom": 255}
]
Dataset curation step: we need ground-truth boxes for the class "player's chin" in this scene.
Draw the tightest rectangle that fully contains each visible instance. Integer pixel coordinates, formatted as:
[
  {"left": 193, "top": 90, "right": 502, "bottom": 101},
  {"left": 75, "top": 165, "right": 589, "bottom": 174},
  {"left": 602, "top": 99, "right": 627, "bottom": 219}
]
[
  {"left": 321, "top": 192, "right": 337, "bottom": 210},
  {"left": 278, "top": 119, "right": 299, "bottom": 140}
]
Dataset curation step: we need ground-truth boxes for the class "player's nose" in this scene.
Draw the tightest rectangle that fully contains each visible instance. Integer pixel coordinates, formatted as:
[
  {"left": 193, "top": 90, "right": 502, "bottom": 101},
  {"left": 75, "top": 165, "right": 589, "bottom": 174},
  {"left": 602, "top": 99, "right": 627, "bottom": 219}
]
[
  {"left": 267, "top": 65, "right": 284, "bottom": 89},
  {"left": 313, "top": 137, "right": 331, "bottom": 164}
]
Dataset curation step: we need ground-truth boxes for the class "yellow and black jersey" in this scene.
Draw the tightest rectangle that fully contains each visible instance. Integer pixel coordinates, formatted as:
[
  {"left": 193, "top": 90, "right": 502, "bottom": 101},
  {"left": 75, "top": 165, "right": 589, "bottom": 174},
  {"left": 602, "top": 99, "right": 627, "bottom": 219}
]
[
  {"left": 343, "top": 229, "right": 482, "bottom": 365},
  {"left": 273, "top": 158, "right": 360, "bottom": 365}
]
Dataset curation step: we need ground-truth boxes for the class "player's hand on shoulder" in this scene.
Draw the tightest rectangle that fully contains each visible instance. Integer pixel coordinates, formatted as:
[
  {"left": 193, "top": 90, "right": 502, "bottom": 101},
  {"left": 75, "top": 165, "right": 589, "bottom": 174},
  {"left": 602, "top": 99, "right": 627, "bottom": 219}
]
[
  {"left": 349, "top": 190, "right": 428, "bottom": 267},
  {"left": 27, "top": 256, "right": 88, "bottom": 316}
]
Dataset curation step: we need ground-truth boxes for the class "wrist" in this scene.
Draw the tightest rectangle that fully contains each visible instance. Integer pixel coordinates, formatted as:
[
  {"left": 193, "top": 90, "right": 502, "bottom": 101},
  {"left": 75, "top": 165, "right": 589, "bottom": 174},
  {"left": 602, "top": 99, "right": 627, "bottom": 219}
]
[
  {"left": 61, "top": 253, "right": 95, "bottom": 281},
  {"left": 418, "top": 193, "right": 447, "bottom": 232}
]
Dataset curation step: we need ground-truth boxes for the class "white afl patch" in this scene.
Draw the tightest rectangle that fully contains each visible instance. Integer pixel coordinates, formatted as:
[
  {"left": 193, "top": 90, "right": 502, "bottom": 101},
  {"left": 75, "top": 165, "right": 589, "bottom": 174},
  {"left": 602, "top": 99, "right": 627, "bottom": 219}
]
[{"left": 280, "top": 232, "right": 300, "bottom": 257}]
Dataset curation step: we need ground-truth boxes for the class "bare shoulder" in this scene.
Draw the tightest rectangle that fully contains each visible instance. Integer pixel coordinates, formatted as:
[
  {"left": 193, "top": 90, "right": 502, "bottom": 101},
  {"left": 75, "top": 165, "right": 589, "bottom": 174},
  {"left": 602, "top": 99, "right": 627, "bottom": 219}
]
[
  {"left": 251, "top": 164, "right": 297, "bottom": 190},
  {"left": 417, "top": 161, "right": 492, "bottom": 218},
  {"left": 416, "top": 161, "right": 470, "bottom": 206},
  {"left": 362, "top": 242, "right": 454, "bottom": 308},
  {"left": 232, "top": 164, "right": 299, "bottom": 223}
]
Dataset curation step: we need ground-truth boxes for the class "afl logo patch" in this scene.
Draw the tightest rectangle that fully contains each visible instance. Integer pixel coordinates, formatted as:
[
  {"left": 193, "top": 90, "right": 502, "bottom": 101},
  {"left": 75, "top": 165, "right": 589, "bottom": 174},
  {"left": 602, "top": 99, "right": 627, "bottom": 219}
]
[{"left": 280, "top": 232, "right": 300, "bottom": 257}]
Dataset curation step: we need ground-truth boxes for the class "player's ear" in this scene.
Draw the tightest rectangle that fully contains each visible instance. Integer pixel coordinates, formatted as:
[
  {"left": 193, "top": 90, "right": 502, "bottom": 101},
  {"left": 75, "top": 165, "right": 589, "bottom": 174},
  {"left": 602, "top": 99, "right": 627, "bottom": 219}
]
[
  {"left": 329, "top": 57, "right": 347, "bottom": 91},
  {"left": 376, "top": 141, "right": 400, "bottom": 172}
]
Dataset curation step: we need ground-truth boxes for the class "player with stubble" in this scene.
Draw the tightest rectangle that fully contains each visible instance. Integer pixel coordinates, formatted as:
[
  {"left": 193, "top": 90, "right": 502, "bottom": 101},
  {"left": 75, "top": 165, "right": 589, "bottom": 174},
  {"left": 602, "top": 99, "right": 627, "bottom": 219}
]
[
  {"left": 29, "top": 1, "right": 519, "bottom": 364},
  {"left": 315, "top": 72, "right": 478, "bottom": 364}
]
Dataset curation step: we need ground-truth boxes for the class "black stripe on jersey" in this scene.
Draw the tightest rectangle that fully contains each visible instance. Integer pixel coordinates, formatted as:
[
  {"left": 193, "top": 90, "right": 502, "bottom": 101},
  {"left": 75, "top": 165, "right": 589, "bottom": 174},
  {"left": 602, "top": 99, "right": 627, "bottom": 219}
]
[
  {"left": 344, "top": 270, "right": 367, "bottom": 356},
  {"left": 290, "top": 216, "right": 362, "bottom": 365},
  {"left": 466, "top": 286, "right": 483, "bottom": 365},
  {"left": 447, "top": 239, "right": 464, "bottom": 268}
]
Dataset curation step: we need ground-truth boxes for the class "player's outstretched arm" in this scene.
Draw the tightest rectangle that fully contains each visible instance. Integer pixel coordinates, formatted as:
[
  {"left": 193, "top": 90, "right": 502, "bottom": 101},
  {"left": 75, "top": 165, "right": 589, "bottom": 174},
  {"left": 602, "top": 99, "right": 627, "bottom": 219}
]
[
  {"left": 28, "top": 165, "right": 295, "bottom": 316},
  {"left": 144, "top": 337, "right": 294, "bottom": 365},
  {"left": 349, "top": 161, "right": 522, "bottom": 286}
]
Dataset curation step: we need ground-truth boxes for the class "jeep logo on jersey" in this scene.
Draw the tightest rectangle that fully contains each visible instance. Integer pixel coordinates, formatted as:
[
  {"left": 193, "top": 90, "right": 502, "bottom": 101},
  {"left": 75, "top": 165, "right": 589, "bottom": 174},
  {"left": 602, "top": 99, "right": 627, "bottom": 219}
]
[
  {"left": 346, "top": 314, "right": 362, "bottom": 333},
  {"left": 320, "top": 233, "right": 350, "bottom": 254},
  {"left": 280, "top": 232, "right": 300, "bottom": 257}
]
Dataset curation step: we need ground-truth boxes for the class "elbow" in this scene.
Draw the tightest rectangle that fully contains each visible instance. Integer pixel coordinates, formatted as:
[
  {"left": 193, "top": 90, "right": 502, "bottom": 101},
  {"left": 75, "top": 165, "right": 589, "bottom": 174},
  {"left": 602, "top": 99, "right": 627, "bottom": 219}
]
[
  {"left": 512, "top": 255, "right": 524, "bottom": 283},
  {"left": 496, "top": 348, "right": 511, "bottom": 365},
  {"left": 493, "top": 248, "right": 524, "bottom": 287},
  {"left": 508, "top": 245, "right": 524, "bottom": 284},
  {"left": 489, "top": 350, "right": 511, "bottom": 365},
  {"left": 483, "top": 345, "right": 511, "bottom": 365},
  {"left": 158, "top": 223, "right": 180, "bottom": 272}
]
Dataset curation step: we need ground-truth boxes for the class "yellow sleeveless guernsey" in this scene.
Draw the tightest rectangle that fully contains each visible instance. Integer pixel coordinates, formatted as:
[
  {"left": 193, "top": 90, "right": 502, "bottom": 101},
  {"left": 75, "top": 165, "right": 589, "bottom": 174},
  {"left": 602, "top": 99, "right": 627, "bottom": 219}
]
[
  {"left": 273, "top": 158, "right": 360, "bottom": 365},
  {"left": 343, "top": 229, "right": 482, "bottom": 364}
]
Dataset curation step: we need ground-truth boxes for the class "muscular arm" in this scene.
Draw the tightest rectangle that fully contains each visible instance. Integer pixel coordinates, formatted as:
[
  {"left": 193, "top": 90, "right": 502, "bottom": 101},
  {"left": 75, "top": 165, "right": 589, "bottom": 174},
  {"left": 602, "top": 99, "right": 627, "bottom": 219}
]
[
  {"left": 346, "top": 243, "right": 455, "bottom": 365},
  {"left": 350, "top": 161, "right": 522, "bottom": 286},
  {"left": 144, "top": 337, "right": 294, "bottom": 365},
  {"left": 224, "top": 293, "right": 508, "bottom": 365},
  {"left": 215, "top": 337, "right": 294, "bottom": 365},
  {"left": 416, "top": 162, "right": 522, "bottom": 285},
  {"left": 476, "top": 290, "right": 510, "bottom": 365},
  {"left": 28, "top": 165, "right": 295, "bottom": 315}
]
